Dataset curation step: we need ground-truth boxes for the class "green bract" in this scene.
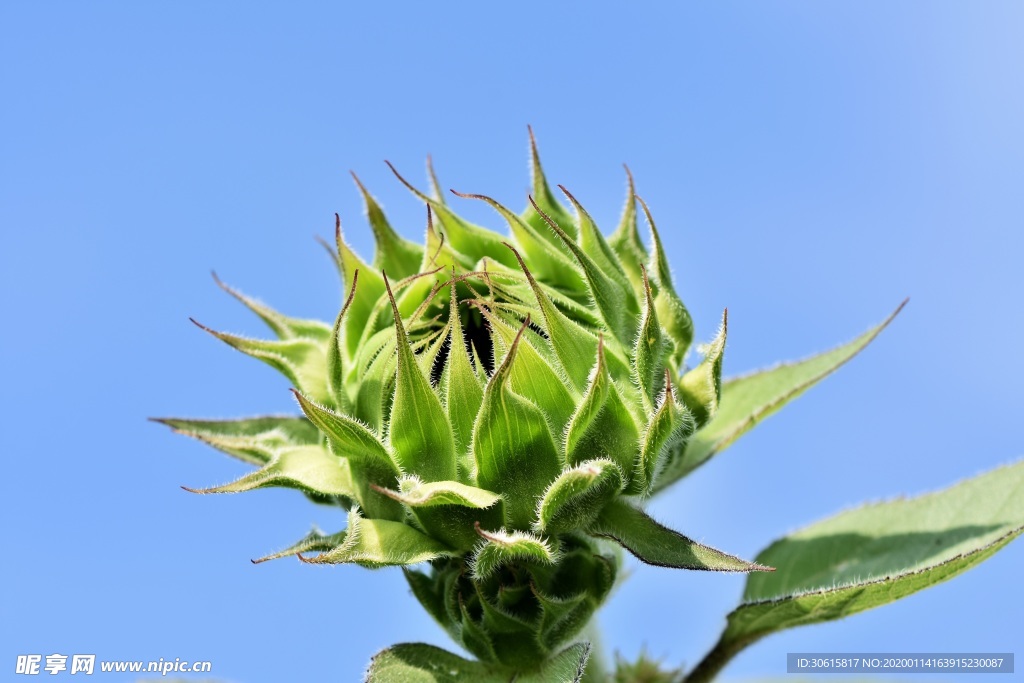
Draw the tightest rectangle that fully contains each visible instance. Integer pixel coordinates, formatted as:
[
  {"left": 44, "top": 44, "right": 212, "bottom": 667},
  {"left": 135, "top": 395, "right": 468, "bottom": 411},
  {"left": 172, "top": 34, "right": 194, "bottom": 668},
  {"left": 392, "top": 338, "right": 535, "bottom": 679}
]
[{"left": 157, "top": 131, "right": 1022, "bottom": 682}]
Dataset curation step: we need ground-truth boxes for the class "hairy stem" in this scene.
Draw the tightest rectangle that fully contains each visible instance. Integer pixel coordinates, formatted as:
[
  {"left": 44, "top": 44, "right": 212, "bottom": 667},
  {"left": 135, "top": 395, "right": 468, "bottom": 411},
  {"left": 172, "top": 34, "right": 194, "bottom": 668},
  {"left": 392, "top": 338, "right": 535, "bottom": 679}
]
[{"left": 683, "top": 633, "right": 761, "bottom": 683}]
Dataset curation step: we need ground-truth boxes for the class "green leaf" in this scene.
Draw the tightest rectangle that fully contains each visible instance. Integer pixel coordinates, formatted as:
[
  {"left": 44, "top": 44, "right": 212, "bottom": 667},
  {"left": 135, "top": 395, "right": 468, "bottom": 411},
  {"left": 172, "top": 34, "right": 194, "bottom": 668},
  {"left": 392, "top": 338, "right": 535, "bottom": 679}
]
[
  {"left": 534, "top": 592, "right": 593, "bottom": 659},
  {"left": 589, "top": 500, "right": 772, "bottom": 573},
  {"left": 477, "top": 305, "right": 578, "bottom": 438},
  {"left": 351, "top": 171, "right": 424, "bottom": 279},
  {"left": 485, "top": 263, "right": 602, "bottom": 330},
  {"left": 381, "top": 478, "right": 504, "bottom": 550},
  {"left": 530, "top": 195, "right": 636, "bottom": 345},
  {"left": 633, "top": 267, "right": 669, "bottom": 412},
  {"left": 654, "top": 300, "right": 907, "bottom": 493},
  {"left": 190, "top": 318, "right": 331, "bottom": 404},
  {"left": 151, "top": 415, "right": 321, "bottom": 466},
  {"left": 252, "top": 526, "right": 346, "bottom": 564},
  {"left": 558, "top": 185, "right": 633, "bottom": 297},
  {"left": 678, "top": 309, "right": 727, "bottom": 429},
  {"left": 638, "top": 197, "right": 693, "bottom": 366},
  {"left": 292, "top": 391, "right": 394, "bottom": 471},
  {"left": 474, "top": 588, "right": 534, "bottom": 637},
  {"left": 364, "top": 642, "right": 591, "bottom": 683},
  {"left": 415, "top": 318, "right": 450, "bottom": 379},
  {"left": 458, "top": 602, "right": 500, "bottom": 663},
  {"left": 443, "top": 283, "right": 485, "bottom": 471},
  {"left": 688, "top": 460, "right": 1024, "bottom": 683},
  {"left": 327, "top": 273, "right": 359, "bottom": 412},
  {"left": 523, "top": 642, "right": 591, "bottom": 683},
  {"left": 382, "top": 477, "right": 501, "bottom": 509},
  {"left": 292, "top": 389, "right": 403, "bottom": 519},
  {"left": 471, "top": 525, "right": 560, "bottom": 580},
  {"left": 454, "top": 190, "right": 583, "bottom": 293},
  {"left": 299, "top": 509, "right": 454, "bottom": 567},
  {"left": 564, "top": 337, "right": 641, "bottom": 479},
  {"left": 631, "top": 372, "right": 694, "bottom": 495},
  {"left": 536, "top": 460, "right": 623, "bottom": 534},
  {"left": 386, "top": 160, "right": 516, "bottom": 269},
  {"left": 211, "top": 272, "right": 331, "bottom": 342},
  {"left": 471, "top": 316, "right": 563, "bottom": 529},
  {"left": 426, "top": 155, "right": 446, "bottom": 205},
  {"left": 532, "top": 647, "right": 589, "bottom": 683},
  {"left": 158, "top": 415, "right": 352, "bottom": 507},
  {"left": 394, "top": 254, "right": 450, "bottom": 320},
  {"left": 351, "top": 331, "right": 397, "bottom": 433},
  {"left": 523, "top": 125, "right": 578, "bottom": 242},
  {"left": 505, "top": 244, "right": 598, "bottom": 392},
  {"left": 332, "top": 215, "right": 389, "bottom": 359},
  {"left": 607, "top": 165, "right": 648, "bottom": 294},
  {"left": 181, "top": 444, "right": 354, "bottom": 499},
  {"left": 385, "top": 274, "right": 457, "bottom": 482}
]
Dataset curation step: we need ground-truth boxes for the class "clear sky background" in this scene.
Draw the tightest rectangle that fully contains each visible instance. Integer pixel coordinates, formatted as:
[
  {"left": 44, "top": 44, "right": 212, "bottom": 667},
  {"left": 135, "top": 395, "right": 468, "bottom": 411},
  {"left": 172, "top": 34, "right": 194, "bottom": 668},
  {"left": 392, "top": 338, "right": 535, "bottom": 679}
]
[{"left": 2, "top": 3, "right": 1022, "bottom": 682}]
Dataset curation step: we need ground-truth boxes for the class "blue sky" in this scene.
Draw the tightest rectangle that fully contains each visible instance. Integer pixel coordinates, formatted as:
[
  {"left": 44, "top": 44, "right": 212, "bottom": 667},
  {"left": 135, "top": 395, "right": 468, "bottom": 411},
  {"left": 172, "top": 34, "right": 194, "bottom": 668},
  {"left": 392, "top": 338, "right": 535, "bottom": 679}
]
[{"left": 2, "top": 3, "right": 1022, "bottom": 681}]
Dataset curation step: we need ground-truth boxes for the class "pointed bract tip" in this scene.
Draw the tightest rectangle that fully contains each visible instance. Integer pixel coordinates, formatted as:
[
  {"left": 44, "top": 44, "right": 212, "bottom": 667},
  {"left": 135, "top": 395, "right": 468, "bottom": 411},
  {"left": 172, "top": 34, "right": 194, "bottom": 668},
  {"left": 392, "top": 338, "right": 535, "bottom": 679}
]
[
  {"left": 640, "top": 263, "right": 652, "bottom": 295},
  {"left": 503, "top": 241, "right": 538, "bottom": 286},
  {"left": 340, "top": 268, "right": 359, "bottom": 315},
  {"left": 526, "top": 194, "right": 559, "bottom": 232},
  {"left": 448, "top": 188, "right": 477, "bottom": 200},
  {"left": 473, "top": 520, "right": 496, "bottom": 542},
  {"left": 555, "top": 183, "right": 575, "bottom": 202},
  {"left": 296, "top": 553, "right": 314, "bottom": 564},
  {"left": 384, "top": 160, "right": 417, "bottom": 193},
  {"left": 189, "top": 317, "right": 214, "bottom": 333},
  {"left": 556, "top": 184, "right": 589, "bottom": 215},
  {"left": 181, "top": 485, "right": 203, "bottom": 494},
  {"left": 349, "top": 169, "right": 368, "bottom": 192},
  {"left": 635, "top": 194, "right": 653, "bottom": 219},
  {"left": 382, "top": 270, "right": 402, "bottom": 324},
  {"left": 872, "top": 298, "right": 910, "bottom": 332}
]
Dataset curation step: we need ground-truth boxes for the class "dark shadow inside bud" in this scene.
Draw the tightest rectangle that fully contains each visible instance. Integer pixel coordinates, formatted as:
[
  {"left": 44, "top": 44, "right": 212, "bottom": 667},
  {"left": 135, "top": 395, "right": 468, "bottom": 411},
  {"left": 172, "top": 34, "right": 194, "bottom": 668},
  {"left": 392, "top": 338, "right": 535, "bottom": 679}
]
[
  {"left": 429, "top": 335, "right": 450, "bottom": 386},
  {"left": 528, "top": 319, "right": 549, "bottom": 341},
  {"left": 420, "top": 292, "right": 495, "bottom": 385},
  {"left": 463, "top": 304, "right": 495, "bottom": 377}
]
